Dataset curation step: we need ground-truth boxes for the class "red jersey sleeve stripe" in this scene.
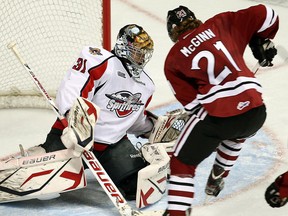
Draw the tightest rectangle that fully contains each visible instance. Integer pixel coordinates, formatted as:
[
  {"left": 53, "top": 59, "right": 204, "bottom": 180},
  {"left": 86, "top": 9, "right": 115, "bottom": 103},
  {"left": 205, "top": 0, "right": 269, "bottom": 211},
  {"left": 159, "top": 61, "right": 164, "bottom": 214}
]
[{"left": 80, "top": 61, "right": 108, "bottom": 98}]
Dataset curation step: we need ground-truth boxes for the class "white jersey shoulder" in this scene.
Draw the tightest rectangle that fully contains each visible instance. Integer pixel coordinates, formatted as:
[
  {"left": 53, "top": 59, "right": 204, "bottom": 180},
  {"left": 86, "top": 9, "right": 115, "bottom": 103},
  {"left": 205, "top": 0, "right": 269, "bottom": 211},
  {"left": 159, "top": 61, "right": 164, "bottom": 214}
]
[{"left": 81, "top": 46, "right": 113, "bottom": 65}]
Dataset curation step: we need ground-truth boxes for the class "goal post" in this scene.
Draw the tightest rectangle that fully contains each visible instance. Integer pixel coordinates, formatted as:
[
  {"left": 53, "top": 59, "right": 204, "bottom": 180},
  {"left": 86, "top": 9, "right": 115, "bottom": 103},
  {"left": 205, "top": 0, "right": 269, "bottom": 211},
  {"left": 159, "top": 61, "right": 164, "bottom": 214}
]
[
  {"left": 102, "top": 0, "right": 111, "bottom": 51},
  {"left": 0, "top": 0, "right": 111, "bottom": 109}
]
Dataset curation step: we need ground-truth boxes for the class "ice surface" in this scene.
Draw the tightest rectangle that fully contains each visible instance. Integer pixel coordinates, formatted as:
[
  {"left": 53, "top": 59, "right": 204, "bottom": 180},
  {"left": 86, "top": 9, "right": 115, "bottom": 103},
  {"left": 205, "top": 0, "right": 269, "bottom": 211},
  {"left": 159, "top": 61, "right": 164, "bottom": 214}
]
[{"left": 1, "top": 0, "right": 288, "bottom": 215}]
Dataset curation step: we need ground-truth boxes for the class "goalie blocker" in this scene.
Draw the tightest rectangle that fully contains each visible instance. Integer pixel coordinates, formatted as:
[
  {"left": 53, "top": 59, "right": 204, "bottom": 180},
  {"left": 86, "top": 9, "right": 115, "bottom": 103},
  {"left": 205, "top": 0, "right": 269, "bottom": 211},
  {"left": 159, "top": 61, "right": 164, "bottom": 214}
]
[{"left": 0, "top": 97, "right": 99, "bottom": 203}]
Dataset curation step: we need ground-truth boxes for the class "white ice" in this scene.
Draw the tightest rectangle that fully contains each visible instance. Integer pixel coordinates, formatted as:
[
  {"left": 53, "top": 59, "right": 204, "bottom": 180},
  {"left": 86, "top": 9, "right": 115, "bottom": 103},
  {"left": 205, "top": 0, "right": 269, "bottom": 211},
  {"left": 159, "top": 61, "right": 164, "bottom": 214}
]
[{"left": 0, "top": 0, "right": 288, "bottom": 215}]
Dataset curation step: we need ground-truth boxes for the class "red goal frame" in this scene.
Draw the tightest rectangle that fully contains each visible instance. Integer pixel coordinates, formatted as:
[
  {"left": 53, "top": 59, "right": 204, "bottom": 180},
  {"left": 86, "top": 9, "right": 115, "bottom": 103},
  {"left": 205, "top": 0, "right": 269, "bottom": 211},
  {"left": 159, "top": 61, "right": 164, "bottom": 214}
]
[{"left": 103, "top": 0, "right": 111, "bottom": 50}]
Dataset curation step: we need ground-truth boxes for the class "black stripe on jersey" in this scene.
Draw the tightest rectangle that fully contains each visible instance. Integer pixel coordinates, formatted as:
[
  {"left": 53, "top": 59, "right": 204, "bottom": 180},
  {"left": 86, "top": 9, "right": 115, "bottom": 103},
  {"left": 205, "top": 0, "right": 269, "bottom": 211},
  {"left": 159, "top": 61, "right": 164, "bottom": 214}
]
[
  {"left": 169, "top": 180, "right": 194, "bottom": 187},
  {"left": 184, "top": 104, "right": 201, "bottom": 114},
  {"left": 93, "top": 81, "right": 106, "bottom": 95},
  {"left": 215, "top": 158, "right": 234, "bottom": 167},
  {"left": 142, "top": 70, "right": 155, "bottom": 84},
  {"left": 270, "top": 10, "right": 275, "bottom": 24},
  {"left": 168, "top": 201, "right": 191, "bottom": 206},
  {"left": 112, "top": 53, "right": 133, "bottom": 78},
  {"left": 221, "top": 142, "right": 242, "bottom": 152},
  {"left": 198, "top": 81, "right": 262, "bottom": 101}
]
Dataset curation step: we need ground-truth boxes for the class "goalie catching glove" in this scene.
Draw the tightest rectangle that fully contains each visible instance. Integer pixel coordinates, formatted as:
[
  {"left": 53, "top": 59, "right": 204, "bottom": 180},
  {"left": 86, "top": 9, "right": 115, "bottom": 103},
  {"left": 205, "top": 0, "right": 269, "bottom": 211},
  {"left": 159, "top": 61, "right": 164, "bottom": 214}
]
[
  {"left": 249, "top": 36, "right": 277, "bottom": 67},
  {"left": 61, "top": 97, "right": 100, "bottom": 156},
  {"left": 148, "top": 109, "right": 191, "bottom": 144}
]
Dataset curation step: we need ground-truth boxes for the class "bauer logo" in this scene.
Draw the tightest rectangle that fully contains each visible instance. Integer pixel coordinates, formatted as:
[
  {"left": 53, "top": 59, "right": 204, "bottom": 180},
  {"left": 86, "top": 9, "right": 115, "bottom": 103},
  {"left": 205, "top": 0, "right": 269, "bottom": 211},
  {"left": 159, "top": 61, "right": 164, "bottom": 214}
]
[
  {"left": 83, "top": 151, "right": 125, "bottom": 204},
  {"left": 22, "top": 154, "right": 56, "bottom": 165}
]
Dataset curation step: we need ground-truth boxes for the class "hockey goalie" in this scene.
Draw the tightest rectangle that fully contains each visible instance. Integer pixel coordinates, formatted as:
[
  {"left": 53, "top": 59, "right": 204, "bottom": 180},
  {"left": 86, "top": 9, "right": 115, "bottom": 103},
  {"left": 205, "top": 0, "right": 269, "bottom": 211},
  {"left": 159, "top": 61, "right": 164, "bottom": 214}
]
[{"left": 0, "top": 97, "right": 177, "bottom": 209}]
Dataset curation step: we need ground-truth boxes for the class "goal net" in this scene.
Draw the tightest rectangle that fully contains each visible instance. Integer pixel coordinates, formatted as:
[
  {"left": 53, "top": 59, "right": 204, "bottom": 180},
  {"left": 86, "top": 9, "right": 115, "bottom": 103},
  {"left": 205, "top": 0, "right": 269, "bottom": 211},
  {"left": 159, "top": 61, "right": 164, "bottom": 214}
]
[{"left": 0, "top": 0, "right": 110, "bottom": 109}]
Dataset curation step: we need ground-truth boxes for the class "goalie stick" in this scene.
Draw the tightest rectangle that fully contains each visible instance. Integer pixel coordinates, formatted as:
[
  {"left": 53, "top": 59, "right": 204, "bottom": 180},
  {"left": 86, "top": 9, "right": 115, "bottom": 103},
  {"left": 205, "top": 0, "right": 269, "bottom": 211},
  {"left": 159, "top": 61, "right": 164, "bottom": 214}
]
[
  {"left": 7, "top": 42, "right": 68, "bottom": 127},
  {"left": 7, "top": 42, "right": 164, "bottom": 216}
]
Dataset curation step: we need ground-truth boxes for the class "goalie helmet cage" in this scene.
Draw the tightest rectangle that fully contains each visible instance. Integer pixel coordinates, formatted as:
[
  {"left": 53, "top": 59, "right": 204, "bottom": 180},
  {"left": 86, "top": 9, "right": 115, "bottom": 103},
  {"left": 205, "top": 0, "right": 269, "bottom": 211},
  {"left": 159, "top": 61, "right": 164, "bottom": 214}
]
[{"left": 0, "top": 0, "right": 111, "bottom": 109}]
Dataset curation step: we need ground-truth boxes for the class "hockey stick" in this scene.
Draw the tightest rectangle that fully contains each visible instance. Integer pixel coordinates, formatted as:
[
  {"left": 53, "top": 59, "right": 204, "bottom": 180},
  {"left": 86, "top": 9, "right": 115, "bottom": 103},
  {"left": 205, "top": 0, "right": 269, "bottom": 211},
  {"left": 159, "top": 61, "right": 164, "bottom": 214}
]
[
  {"left": 7, "top": 42, "right": 68, "bottom": 127},
  {"left": 252, "top": 62, "right": 261, "bottom": 74},
  {"left": 277, "top": 45, "right": 288, "bottom": 62},
  {"left": 252, "top": 44, "right": 288, "bottom": 74},
  {"left": 7, "top": 42, "right": 163, "bottom": 216},
  {"left": 81, "top": 150, "right": 164, "bottom": 216}
]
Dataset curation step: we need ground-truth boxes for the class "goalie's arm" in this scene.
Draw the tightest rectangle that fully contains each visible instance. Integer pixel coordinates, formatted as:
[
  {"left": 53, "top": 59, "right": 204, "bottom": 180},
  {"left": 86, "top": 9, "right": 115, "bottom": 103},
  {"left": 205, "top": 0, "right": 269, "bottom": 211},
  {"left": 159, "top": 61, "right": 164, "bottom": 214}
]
[{"left": 127, "top": 109, "right": 158, "bottom": 141}]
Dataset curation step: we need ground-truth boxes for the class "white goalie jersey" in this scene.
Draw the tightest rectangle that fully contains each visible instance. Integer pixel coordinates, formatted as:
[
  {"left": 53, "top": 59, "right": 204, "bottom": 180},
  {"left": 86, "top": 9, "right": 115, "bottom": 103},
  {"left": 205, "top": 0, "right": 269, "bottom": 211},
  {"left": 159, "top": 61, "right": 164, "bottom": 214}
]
[{"left": 56, "top": 46, "right": 155, "bottom": 144}]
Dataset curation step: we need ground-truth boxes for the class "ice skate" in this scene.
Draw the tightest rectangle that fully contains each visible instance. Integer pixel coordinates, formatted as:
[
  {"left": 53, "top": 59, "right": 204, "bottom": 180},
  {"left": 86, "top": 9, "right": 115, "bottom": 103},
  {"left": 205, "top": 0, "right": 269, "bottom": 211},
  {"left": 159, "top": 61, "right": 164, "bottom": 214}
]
[{"left": 205, "top": 164, "right": 225, "bottom": 197}]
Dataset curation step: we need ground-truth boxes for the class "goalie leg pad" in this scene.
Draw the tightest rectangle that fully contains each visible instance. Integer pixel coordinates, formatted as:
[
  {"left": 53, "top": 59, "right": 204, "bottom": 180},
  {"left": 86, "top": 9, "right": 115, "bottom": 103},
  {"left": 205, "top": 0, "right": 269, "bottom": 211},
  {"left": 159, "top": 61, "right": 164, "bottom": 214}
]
[
  {"left": 136, "top": 143, "right": 170, "bottom": 208},
  {"left": 0, "top": 149, "right": 86, "bottom": 203}
]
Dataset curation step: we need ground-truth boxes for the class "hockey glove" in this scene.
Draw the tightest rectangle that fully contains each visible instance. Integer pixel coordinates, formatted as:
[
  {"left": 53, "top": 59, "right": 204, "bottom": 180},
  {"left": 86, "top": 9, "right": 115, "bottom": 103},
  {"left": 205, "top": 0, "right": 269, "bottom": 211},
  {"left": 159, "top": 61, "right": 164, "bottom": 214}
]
[
  {"left": 265, "top": 174, "right": 288, "bottom": 208},
  {"left": 148, "top": 109, "right": 190, "bottom": 143},
  {"left": 61, "top": 97, "right": 100, "bottom": 156},
  {"left": 249, "top": 36, "right": 277, "bottom": 67}
]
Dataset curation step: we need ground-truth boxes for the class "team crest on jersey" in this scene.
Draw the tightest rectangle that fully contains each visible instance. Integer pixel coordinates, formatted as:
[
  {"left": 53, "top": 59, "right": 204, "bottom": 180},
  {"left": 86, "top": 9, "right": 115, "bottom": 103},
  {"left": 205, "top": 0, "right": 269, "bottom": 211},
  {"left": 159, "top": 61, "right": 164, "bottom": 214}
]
[
  {"left": 106, "top": 91, "right": 144, "bottom": 118},
  {"left": 89, "top": 47, "right": 102, "bottom": 55}
]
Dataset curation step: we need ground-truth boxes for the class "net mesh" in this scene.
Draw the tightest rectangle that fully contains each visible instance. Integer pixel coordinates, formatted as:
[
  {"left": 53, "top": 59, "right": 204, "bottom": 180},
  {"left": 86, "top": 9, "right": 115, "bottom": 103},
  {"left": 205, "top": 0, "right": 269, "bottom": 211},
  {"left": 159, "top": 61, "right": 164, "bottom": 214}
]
[{"left": 0, "top": 0, "right": 106, "bottom": 108}]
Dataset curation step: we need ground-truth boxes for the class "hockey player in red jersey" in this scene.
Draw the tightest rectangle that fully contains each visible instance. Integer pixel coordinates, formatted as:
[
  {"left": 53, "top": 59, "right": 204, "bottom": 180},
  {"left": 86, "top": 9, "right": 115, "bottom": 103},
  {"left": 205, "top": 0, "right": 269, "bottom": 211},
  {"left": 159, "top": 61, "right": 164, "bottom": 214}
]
[
  {"left": 265, "top": 171, "right": 288, "bottom": 208},
  {"left": 162, "top": 4, "right": 279, "bottom": 215}
]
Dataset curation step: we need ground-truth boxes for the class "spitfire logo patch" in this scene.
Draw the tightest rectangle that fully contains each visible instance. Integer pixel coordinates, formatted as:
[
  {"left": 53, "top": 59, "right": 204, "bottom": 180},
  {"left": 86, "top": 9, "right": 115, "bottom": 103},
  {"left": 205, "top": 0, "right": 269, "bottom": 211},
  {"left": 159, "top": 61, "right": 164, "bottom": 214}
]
[
  {"left": 89, "top": 47, "right": 102, "bottom": 55},
  {"left": 106, "top": 91, "right": 144, "bottom": 117}
]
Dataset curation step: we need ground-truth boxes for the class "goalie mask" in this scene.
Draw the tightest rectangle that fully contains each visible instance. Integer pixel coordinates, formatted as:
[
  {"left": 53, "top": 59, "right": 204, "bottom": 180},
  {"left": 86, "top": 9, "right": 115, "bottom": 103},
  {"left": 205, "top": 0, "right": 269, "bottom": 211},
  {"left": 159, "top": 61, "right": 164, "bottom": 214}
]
[{"left": 114, "top": 24, "right": 154, "bottom": 79}]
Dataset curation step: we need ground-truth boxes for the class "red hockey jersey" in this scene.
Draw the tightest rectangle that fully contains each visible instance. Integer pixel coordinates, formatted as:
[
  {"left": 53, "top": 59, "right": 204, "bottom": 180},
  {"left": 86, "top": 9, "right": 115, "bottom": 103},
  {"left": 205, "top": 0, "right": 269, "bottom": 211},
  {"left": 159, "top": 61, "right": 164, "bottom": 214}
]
[{"left": 164, "top": 4, "right": 279, "bottom": 117}]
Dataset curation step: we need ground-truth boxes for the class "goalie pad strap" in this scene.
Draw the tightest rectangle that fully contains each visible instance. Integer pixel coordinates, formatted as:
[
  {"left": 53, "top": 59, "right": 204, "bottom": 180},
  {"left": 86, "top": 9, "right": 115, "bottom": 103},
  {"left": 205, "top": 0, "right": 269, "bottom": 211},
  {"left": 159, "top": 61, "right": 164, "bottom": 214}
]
[
  {"left": 52, "top": 118, "right": 66, "bottom": 130},
  {"left": 93, "top": 142, "right": 109, "bottom": 151}
]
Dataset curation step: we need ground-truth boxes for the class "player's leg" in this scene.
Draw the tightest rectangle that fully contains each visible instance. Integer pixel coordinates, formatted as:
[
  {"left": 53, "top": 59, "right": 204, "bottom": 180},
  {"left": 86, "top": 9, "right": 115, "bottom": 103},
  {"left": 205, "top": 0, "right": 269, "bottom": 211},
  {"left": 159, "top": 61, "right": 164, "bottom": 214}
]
[
  {"left": 166, "top": 109, "right": 223, "bottom": 216},
  {"left": 205, "top": 139, "right": 243, "bottom": 196},
  {"left": 205, "top": 105, "right": 267, "bottom": 196}
]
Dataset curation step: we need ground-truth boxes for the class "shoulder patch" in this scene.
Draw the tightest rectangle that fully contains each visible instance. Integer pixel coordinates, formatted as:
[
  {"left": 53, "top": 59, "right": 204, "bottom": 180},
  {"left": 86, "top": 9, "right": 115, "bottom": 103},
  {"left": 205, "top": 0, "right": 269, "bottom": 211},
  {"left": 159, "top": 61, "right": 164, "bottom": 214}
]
[{"left": 89, "top": 47, "right": 102, "bottom": 55}]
